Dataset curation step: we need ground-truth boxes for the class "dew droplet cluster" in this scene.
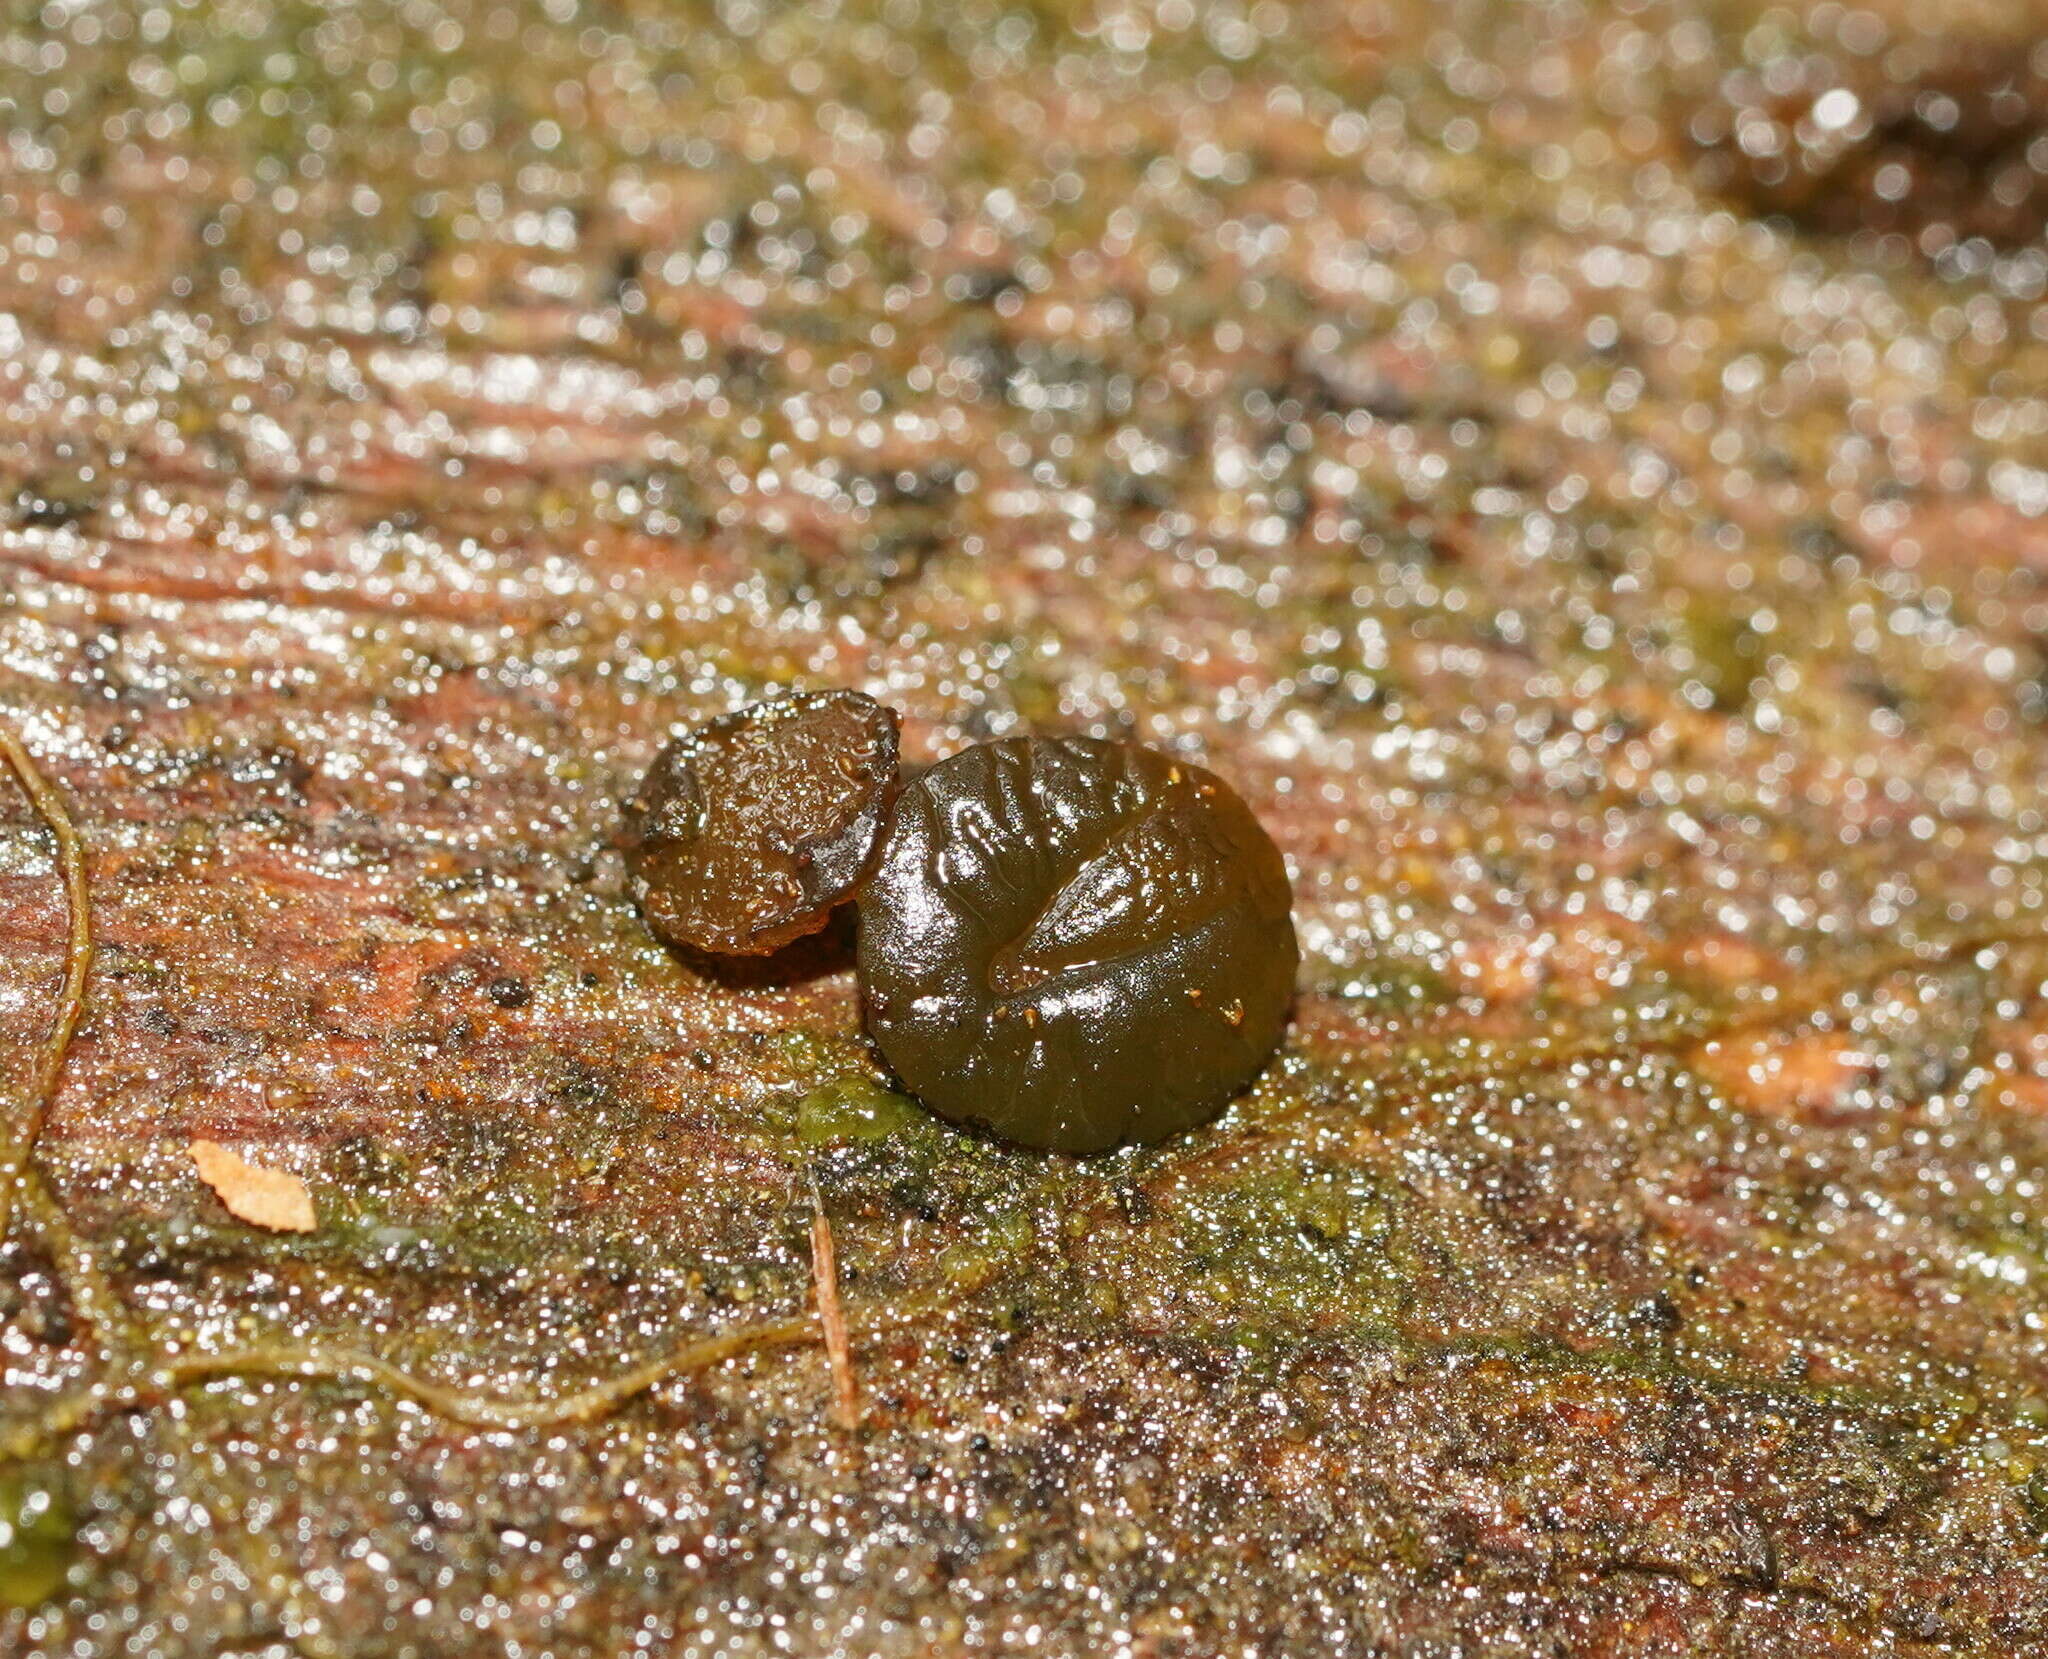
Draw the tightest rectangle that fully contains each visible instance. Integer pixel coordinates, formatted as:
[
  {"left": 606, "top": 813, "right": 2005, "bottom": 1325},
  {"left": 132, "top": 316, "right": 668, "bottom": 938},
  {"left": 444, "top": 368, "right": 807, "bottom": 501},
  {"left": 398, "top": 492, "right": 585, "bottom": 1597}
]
[{"left": 2, "top": 0, "right": 2047, "bottom": 1653}]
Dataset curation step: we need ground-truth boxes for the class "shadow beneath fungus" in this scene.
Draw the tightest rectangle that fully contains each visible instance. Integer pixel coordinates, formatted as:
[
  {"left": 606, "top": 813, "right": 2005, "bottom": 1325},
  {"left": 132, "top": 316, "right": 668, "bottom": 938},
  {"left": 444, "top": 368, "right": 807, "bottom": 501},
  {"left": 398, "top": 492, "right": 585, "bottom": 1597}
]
[{"left": 670, "top": 907, "right": 860, "bottom": 991}]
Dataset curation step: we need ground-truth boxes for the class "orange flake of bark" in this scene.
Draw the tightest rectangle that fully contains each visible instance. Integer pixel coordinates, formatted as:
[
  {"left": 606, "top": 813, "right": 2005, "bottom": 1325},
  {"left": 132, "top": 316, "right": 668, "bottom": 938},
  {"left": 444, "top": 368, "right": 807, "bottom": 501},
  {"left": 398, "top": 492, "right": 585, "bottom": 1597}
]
[
  {"left": 189, "top": 1139, "right": 318, "bottom": 1233},
  {"left": 1449, "top": 934, "right": 1548, "bottom": 1004},
  {"left": 1691, "top": 1032, "right": 1873, "bottom": 1121}
]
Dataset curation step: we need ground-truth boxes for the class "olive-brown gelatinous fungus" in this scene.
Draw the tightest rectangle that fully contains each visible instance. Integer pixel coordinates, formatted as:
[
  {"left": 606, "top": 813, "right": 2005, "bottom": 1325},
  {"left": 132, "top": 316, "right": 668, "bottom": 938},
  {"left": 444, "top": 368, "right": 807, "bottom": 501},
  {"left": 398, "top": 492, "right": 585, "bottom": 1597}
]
[
  {"left": 857, "top": 736, "right": 1298, "bottom": 1153},
  {"left": 624, "top": 690, "right": 901, "bottom": 956}
]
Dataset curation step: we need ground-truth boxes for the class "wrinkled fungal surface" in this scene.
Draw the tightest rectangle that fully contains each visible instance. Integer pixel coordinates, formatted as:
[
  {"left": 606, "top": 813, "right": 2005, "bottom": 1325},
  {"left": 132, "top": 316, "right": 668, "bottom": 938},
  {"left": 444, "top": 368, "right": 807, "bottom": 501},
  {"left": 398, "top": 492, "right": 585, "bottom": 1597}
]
[
  {"left": 3, "top": 0, "right": 2048, "bottom": 1655},
  {"left": 859, "top": 737, "right": 1296, "bottom": 1152},
  {"left": 624, "top": 690, "right": 900, "bottom": 956}
]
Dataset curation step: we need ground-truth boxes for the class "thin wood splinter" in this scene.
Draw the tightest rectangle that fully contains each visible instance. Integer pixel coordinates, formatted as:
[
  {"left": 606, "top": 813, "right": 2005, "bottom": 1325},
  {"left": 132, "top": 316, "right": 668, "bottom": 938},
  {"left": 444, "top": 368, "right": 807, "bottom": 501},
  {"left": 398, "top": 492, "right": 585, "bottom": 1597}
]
[{"left": 808, "top": 1168, "right": 861, "bottom": 1431}]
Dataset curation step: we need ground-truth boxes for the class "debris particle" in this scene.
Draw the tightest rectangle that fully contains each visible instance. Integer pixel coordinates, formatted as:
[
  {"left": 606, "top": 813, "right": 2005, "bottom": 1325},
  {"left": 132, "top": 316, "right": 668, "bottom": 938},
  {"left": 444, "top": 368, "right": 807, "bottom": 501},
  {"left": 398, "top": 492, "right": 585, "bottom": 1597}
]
[{"left": 189, "top": 1141, "right": 317, "bottom": 1233}]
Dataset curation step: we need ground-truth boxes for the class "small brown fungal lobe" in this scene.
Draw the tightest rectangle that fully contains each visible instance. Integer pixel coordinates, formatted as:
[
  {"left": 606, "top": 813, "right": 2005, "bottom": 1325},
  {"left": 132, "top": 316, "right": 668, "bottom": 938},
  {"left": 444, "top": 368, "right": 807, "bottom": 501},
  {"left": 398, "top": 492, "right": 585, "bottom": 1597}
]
[
  {"left": 624, "top": 690, "right": 900, "bottom": 956},
  {"left": 858, "top": 736, "right": 1298, "bottom": 1153}
]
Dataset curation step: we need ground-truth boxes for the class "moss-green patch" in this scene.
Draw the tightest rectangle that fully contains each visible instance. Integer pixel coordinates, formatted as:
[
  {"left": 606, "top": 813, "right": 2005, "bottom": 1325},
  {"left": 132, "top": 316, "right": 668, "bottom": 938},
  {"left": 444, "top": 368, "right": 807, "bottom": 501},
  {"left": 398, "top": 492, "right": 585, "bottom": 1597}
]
[
  {"left": 938, "top": 1206, "right": 1036, "bottom": 1295},
  {"left": 796, "top": 1075, "right": 925, "bottom": 1144},
  {"left": 1111, "top": 1161, "right": 1407, "bottom": 1336},
  {"left": 0, "top": 1470, "right": 75, "bottom": 1610},
  {"left": 1674, "top": 595, "right": 1762, "bottom": 714},
  {"left": 1309, "top": 957, "right": 1455, "bottom": 1011}
]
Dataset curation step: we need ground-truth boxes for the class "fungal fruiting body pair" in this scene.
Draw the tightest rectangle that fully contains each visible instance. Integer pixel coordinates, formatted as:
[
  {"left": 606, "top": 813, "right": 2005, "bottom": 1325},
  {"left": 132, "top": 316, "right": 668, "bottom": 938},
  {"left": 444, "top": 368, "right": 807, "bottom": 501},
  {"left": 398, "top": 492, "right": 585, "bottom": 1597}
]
[{"left": 621, "top": 692, "right": 1299, "bottom": 1153}]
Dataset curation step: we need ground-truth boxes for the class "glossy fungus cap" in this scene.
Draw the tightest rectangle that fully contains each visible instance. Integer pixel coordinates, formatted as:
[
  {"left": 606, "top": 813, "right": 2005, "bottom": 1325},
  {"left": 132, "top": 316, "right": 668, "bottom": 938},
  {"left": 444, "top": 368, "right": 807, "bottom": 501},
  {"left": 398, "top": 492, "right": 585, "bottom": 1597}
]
[
  {"left": 624, "top": 689, "right": 900, "bottom": 956},
  {"left": 857, "top": 736, "right": 1297, "bottom": 1152}
]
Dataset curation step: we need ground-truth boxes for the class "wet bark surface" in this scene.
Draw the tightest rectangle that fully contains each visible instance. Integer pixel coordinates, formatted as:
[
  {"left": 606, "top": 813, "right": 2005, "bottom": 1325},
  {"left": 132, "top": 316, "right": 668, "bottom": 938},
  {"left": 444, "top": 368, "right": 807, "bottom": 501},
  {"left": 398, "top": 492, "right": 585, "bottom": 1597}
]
[{"left": 2, "top": 2, "right": 2047, "bottom": 1654}]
